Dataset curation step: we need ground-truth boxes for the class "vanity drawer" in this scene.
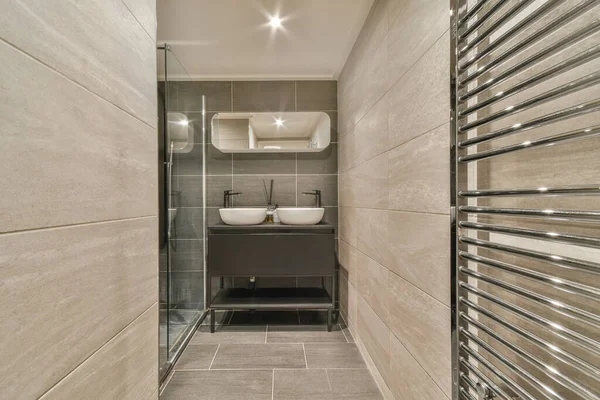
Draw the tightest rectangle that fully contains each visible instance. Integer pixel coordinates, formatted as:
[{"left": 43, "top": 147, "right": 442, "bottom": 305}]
[{"left": 208, "top": 232, "right": 335, "bottom": 276}]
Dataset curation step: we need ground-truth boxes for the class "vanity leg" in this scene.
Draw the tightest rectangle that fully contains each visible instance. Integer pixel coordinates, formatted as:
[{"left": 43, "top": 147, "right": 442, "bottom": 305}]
[
  {"left": 210, "top": 309, "right": 215, "bottom": 333},
  {"left": 327, "top": 309, "right": 332, "bottom": 332}
]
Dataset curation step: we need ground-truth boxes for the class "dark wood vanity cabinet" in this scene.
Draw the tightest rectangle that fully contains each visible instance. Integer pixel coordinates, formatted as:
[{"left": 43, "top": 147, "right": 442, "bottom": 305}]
[{"left": 206, "top": 223, "right": 337, "bottom": 331}]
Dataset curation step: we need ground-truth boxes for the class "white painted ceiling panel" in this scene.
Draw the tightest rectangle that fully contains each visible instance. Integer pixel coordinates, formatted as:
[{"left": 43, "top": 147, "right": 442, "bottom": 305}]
[{"left": 157, "top": 0, "right": 374, "bottom": 80}]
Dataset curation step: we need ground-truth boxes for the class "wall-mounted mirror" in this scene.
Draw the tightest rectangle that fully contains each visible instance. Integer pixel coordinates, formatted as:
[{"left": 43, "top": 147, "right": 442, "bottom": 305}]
[{"left": 211, "top": 112, "right": 330, "bottom": 153}]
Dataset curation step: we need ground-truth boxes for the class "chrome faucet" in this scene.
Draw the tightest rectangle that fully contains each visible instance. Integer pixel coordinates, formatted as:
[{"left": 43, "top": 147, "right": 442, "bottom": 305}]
[
  {"left": 223, "top": 190, "right": 241, "bottom": 208},
  {"left": 302, "top": 189, "right": 322, "bottom": 207}
]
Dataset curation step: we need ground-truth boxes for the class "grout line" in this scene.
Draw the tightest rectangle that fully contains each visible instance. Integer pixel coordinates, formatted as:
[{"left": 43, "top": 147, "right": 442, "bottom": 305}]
[
  {"left": 339, "top": 28, "right": 449, "bottom": 138},
  {"left": 200, "top": 173, "right": 338, "bottom": 177},
  {"left": 325, "top": 369, "right": 333, "bottom": 391},
  {"left": 302, "top": 344, "right": 308, "bottom": 369},
  {"left": 119, "top": 0, "right": 155, "bottom": 43},
  {"left": 343, "top": 238, "right": 450, "bottom": 308},
  {"left": 271, "top": 369, "right": 275, "bottom": 400},
  {"left": 0, "top": 215, "right": 156, "bottom": 237},
  {"left": 174, "top": 367, "right": 370, "bottom": 371},
  {"left": 38, "top": 303, "right": 157, "bottom": 399},
  {"left": 0, "top": 37, "right": 156, "bottom": 132},
  {"left": 338, "top": 120, "right": 448, "bottom": 174},
  {"left": 208, "top": 344, "right": 220, "bottom": 370},
  {"left": 337, "top": 205, "right": 449, "bottom": 217}
]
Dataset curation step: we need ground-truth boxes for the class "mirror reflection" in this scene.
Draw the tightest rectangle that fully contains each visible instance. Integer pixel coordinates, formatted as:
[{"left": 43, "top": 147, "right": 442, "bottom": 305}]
[{"left": 211, "top": 112, "right": 330, "bottom": 153}]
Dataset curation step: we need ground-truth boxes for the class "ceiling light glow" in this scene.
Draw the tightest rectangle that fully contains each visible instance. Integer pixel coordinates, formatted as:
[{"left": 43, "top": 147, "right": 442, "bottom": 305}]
[
  {"left": 270, "top": 16, "right": 282, "bottom": 28},
  {"left": 274, "top": 118, "right": 284, "bottom": 127}
]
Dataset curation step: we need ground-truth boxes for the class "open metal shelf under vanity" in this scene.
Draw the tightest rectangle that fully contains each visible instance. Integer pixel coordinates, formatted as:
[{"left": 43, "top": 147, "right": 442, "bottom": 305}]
[{"left": 206, "top": 222, "right": 338, "bottom": 334}]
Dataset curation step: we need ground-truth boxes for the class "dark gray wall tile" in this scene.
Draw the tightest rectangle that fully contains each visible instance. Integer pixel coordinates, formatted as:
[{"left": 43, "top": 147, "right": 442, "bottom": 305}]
[
  {"left": 170, "top": 239, "right": 204, "bottom": 272},
  {"left": 173, "top": 208, "right": 204, "bottom": 239},
  {"left": 296, "top": 81, "right": 338, "bottom": 111},
  {"left": 170, "top": 271, "right": 203, "bottom": 308},
  {"left": 297, "top": 175, "right": 338, "bottom": 207},
  {"left": 297, "top": 144, "right": 338, "bottom": 174},
  {"left": 207, "top": 207, "right": 222, "bottom": 225},
  {"left": 233, "top": 153, "right": 296, "bottom": 175},
  {"left": 233, "top": 81, "right": 295, "bottom": 112},
  {"left": 174, "top": 144, "right": 203, "bottom": 175},
  {"left": 206, "top": 144, "right": 232, "bottom": 175},
  {"left": 174, "top": 176, "right": 203, "bottom": 207},
  {"left": 177, "top": 81, "right": 232, "bottom": 112},
  {"left": 323, "top": 207, "right": 338, "bottom": 235},
  {"left": 233, "top": 175, "right": 296, "bottom": 207},
  {"left": 207, "top": 176, "right": 233, "bottom": 207}
]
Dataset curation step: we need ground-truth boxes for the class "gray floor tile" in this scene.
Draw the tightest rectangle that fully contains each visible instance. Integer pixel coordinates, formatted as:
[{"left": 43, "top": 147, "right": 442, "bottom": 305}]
[
  {"left": 267, "top": 325, "right": 346, "bottom": 343},
  {"left": 273, "top": 369, "right": 382, "bottom": 400},
  {"left": 304, "top": 343, "right": 366, "bottom": 369},
  {"left": 174, "top": 344, "right": 218, "bottom": 370},
  {"left": 211, "top": 344, "right": 306, "bottom": 369},
  {"left": 273, "top": 369, "right": 335, "bottom": 400},
  {"left": 328, "top": 369, "right": 383, "bottom": 399},
  {"left": 191, "top": 324, "right": 266, "bottom": 344},
  {"left": 161, "top": 370, "right": 272, "bottom": 400}
]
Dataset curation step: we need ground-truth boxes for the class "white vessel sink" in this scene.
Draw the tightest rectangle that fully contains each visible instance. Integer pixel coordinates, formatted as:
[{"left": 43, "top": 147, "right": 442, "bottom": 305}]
[
  {"left": 278, "top": 207, "right": 324, "bottom": 225},
  {"left": 220, "top": 208, "right": 267, "bottom": 225}
]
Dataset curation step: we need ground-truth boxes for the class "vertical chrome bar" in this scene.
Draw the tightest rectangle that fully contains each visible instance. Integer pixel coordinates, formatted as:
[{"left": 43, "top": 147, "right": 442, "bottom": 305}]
[
  {"left": 450, "top": 1, "right": 461, "bottom": 399},
  {"left": 202, "top": 95, "right": 207, "bottom": 311}
]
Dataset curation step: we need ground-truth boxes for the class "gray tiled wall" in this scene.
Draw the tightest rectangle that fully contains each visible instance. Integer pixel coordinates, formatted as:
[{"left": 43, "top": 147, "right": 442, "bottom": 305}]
[
  {"left": 170, "top": 80, "right": 338, "bottom": 289},
  {"left": 171, "top": 80, "right": 338, "bottom": 229}
]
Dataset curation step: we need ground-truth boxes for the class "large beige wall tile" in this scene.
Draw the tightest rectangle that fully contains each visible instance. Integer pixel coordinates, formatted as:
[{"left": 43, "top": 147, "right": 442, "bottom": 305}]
[
  {"left": 0, "top": 41, "right": 157, "bottom": 233},
  {"left": 357, "top": 208, "right": 389, "bottom": 267},
  {"left": 339, "top": 239, "right": 358, "bottom": 286},
  {"left": 339, "top": 207, "right": 359, "bottom": 247},
  {"left": 388, "top": 123, "right": 449, "bottom": 214},
  {"left": 339, "top": 0, "right": 388, "bottom": 99},
  {"left": 347, "top": 281, "right": 359, "bottom": 329},
  {"left": 387, "top": 32, "right": 449, "bottom": 147},
  {"left": 41, "top": 304, "right": 158, "bottom": 400},
  {"left": 357, "top": 296, "right": 391, "bottom": 384},
  {"left": 353, "top": 98, "right": 390, "bottom": 168},
  {"left": 0, "top": 0, "right": 157, "bottom": 127},
  {"left": 340, "top": 34, "right": 388, "bottom": 135},
  {"left": 388, "top": 273, "right": 451, "bottom": 396},
  {"left": 389, "top": 334, "right": 448, "bottom": 400},
  {"left": 353, "top": 153, "right": 389, "bottom": 209},
  {"left": 338, "top": 129, "right": 355, "bottom": 172},
  {"left": 388, "top": 0, "right": 449, "bottom": 87},
  {"left": 0, "top": 218, "right": 157, "bottom": 399},
  {"left": 122, "top": 0, "right": 157, "bottom": 40},
  {"left": 357, "top": 252, "right": 390, "bottom": 325},
  {"left": 388, "top": 211, "right": 450, "bottom": 305}
]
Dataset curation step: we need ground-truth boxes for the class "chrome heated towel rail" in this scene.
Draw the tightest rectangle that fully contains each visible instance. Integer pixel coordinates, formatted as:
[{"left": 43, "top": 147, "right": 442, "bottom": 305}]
[{"left": 451, "top": 1, "right": 600, "bottom": 399}]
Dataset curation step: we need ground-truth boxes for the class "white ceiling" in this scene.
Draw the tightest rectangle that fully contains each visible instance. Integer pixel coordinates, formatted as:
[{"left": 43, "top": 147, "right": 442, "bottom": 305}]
[{"left": 157, "top": 0, "right": 374, "bottom": 80}]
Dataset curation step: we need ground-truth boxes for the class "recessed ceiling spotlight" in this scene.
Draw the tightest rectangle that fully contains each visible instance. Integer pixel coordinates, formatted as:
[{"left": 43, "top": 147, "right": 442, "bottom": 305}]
[
  {"left": 269, "top": 16, "right": 282, "bottom": 28},
  {"left": 274, "top": 118, "right": 284, "bottom": 127}
]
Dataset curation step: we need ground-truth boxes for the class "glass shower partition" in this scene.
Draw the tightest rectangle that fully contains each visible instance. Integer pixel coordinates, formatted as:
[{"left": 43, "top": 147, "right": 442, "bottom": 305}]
[{"left": 157, "top": 45, "right": 207, "bottom": 382}]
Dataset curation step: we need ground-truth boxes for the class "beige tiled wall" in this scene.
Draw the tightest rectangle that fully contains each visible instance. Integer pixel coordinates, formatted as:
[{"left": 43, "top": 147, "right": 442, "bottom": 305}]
[
  {"left": 0, "top": 1, "right": 158, "bottom": 399},
  {"left": 337, "top": 0, "right": 451, "bottom": 399}
]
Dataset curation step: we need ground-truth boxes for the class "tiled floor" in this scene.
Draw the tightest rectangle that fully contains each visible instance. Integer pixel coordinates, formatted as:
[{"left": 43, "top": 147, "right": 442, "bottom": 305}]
[{"left": 160, "top": 310, "right": 383, "bottom": 400}]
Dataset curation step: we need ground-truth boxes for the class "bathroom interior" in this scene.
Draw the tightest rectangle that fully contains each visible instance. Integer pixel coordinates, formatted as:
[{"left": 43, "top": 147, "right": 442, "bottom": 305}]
[{"left": 2, "top": 0, "right": 600, "bottom": 399}]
